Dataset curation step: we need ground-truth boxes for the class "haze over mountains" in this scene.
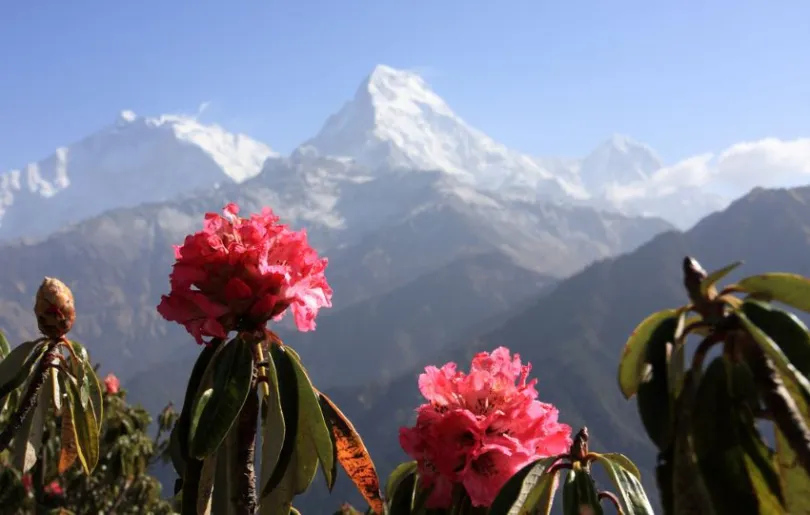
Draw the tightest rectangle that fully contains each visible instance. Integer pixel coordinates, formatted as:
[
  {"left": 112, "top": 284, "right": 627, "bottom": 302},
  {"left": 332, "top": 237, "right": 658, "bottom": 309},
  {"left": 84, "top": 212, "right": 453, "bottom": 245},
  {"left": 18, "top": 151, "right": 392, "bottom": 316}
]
[{"left": 1, "top": 63, "right": 808, "bottom": 511}]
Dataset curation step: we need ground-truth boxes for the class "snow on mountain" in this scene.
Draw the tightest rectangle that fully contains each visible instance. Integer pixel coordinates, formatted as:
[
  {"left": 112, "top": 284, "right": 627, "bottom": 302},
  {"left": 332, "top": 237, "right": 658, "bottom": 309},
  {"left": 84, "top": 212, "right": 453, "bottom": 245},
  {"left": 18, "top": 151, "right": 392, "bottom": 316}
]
[
  {"left": 579, "top": 134, "right": 663, "bottom": 194},
  {"left": 299, "top": 64, "right": 586, "bottom": 200},
  {"left": 0, "top": 110, "right": 276, "bottom": 241}
]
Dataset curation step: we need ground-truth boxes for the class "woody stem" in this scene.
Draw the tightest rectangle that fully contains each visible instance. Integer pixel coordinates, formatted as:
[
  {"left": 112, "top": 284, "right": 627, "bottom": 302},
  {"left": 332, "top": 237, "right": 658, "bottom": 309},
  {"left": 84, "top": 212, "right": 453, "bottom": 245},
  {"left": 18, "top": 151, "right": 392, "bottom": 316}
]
[{"left": 235, "top": 370, "right": 259, "bottom": 515}]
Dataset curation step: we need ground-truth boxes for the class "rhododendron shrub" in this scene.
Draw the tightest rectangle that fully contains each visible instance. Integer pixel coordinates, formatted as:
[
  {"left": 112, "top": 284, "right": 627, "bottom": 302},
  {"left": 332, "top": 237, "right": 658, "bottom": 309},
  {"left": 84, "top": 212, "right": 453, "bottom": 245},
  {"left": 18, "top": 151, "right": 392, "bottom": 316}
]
[
  {"left": 0, "top": 352, "right": 176, "bottom": 514},
  {"left": 159, "top": 204, "right": 383, "bottom": 515},
  {"left": 619, "top": 257, "right": 810, "bottom": 514},
  {"left": 0, "top": 279, "right": 105, "bottom": 498},
  {"left": 385, "top": 348, "right": 654, "bottom": 514}
]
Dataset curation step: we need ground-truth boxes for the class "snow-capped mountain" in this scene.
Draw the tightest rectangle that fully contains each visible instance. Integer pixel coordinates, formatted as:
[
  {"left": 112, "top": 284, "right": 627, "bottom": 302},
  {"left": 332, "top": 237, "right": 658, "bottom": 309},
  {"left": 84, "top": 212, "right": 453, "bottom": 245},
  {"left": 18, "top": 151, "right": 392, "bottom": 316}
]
[
  {"left": 299, "top": 64, "right": 586, "bottom": 201},
  {"left": 0, "top": 110, "right": 275, "bottom": 241},
  {"left": 578, "top": 134, "right": 663, "bottom": 194}
]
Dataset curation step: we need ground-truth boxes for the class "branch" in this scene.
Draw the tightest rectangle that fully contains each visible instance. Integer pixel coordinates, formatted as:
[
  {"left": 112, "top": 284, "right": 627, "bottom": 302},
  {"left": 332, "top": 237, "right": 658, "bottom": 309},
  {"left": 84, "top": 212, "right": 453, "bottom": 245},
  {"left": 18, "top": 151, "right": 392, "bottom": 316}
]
[{"left": 235, "top": 370, "right": 259, "bottom": 515}]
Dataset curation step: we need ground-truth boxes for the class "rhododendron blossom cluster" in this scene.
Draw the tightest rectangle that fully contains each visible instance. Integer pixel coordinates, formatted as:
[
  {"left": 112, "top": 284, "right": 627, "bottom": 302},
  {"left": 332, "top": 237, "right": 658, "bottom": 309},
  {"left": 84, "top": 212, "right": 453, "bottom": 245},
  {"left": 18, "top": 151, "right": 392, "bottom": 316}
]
[
  {"left": 157, "top": 203, "right": 332, "bottom": 343},
  {"left": 103, "top": 373, "right": 120, "bottom": 395},
  {"left": 399, "top": 347, "right": 572, "bottom": 508}
]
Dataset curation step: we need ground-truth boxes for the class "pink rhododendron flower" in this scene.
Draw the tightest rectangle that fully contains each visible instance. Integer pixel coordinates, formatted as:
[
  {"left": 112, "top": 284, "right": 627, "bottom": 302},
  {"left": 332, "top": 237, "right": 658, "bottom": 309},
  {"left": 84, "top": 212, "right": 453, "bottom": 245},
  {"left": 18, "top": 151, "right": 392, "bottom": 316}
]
[
  {"left": 44, "top": 480, "right": 63, "bottom": 496},
  {"left": 157, "top": 203, "right": 332, "bottom": 343},
  {"left": 104, "top": 373, "right": 120, "bottom": 395},
  {"left": 399, "top": 347, "right": 572, "bottom": 508},
  {"left": 21, "top": 473, "right": 32, "bottom": 493}
]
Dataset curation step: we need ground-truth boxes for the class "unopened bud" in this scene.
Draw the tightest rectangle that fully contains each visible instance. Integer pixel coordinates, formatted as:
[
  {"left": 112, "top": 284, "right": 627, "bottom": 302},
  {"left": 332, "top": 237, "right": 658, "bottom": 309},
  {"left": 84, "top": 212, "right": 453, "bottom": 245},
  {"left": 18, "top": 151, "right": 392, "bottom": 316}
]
[
  {"left": 34, "top": 277, "right": 76, "bottom": 339},
  {"left": 159, "top": 402, "right": 178, "bottom": 430}
]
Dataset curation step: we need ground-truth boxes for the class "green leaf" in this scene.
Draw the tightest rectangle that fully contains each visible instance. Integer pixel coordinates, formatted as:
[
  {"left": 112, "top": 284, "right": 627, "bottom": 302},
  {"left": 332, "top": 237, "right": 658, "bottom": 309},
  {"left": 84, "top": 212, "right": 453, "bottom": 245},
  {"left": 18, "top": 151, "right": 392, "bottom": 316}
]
[
  {"left": 594, "top": 453, "right": 654, "bottom": 514},
  {"left": 197, "top": 454, "right": 217, "bottom": 515},
  {"left": 691, "top": 358, "right": 784, "bottom": 515},
  {"left": 261, "top": 345, "right": 300, "bottom": 499},
  {"left": 287, "top": 352, "right": 335, "bottom": 490},
  {"left": 12, "top": 374, "right": 50, "bottom": 472},
  {"left": 189, "top": 388, "right": 214, "bottom": 443},
  {"left": 212, "top": 425, "right": 239, "bottom": 515},
  {"left": 189, "top": 337, "right": 255, "bottom": 460},
  {"left": 701, "top": 261, "right": 743, "bottom": 296},
  {"left": 0, "top": 339, "right": 46, "bottom": 403},
  {"left": 171, "top": 341, "right": 219, "bottom": 477},
  {"left": 736, "top": 273, "right": 810, "bottom": 314},
  {"left": 386, "top": 469, "right": 417, "bottom": 515},
  {"left": 64, "top": 372, "right": 100, "bottom": 474},
  {"left": 741, "top": 299, "right": 810, "bottom": 378},
  {"left": 670, "top": 370, "right": 714, "bottom": 514},
  {"left": 561, "top": 468, "right": 603, "bottom": 515},
  {"left": 775, "top": 427, "right": 810, "bottom": 514},
  {"left": 488, "top": 456, "right": 558, "bottom": 515},
  {"left": 737, "top": 310, "right": 810, "bottom": 424},
  {"left": 259, "top": 347, "right": 286, "bottom": 500},
  {"left": 636, "top": 315, "right": 677, "bottom": 450},
  {"left": 385, "top": 461, "right": 417, "bottom": 502},
  {"left": 0, "top": 330, "right": 10, "bottom": 360},
  {"left": 618, "top": 308, "right": 680, "bottom": 399},
  {"left": 318, "top": 391, "right": 383, "bottom": 513},
  {"left": 79, "top": 360, "right": 103, "bottom": 435}
]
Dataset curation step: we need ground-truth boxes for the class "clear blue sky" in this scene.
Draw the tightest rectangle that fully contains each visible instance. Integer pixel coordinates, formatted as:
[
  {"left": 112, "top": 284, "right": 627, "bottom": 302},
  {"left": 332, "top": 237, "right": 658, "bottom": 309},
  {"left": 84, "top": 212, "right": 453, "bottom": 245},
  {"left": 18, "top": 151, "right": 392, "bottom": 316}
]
[{"left": 1, "top": 0, "right": 808, "bottom": 171}]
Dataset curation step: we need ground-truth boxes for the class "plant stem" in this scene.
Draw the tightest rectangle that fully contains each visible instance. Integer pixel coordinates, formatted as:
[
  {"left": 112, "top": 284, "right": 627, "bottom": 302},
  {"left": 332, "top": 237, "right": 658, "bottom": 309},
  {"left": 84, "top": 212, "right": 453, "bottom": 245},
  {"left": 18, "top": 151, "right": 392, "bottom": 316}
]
[
  {"left": 0, "top": 341, "right": 57, "bottom": 452},
  {"left": 235, "top": 371, "right": 259, "bottom": 515}
]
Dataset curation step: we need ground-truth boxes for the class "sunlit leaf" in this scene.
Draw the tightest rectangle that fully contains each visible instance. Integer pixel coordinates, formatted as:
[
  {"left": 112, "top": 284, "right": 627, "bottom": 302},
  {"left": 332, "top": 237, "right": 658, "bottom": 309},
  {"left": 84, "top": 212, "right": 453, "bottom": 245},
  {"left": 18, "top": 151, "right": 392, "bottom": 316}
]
[
  {"left": 594, "top": 453, "right": 654, "bottom": 514},
  {"left": 12, "top": 375, "right": 50, "bottom": 472},
  {"left": 618, "top": 308, "right": 680, "bottom": 399},
  {"left": 189, "top": 337, "right": 255, "bottom": 460},
  {"left": 736, "top": 273, "right": 810, "bottom": 314},
  {"left": 318, "top": 391, "right": 383, "bottom": 513},
  {"left": 197, "top": 454, "right": 217, "bottom": 515},
  {"left": 775, "top": 427, "right": 810, "bottom": 514},
  {"left": 64, "top": 372, "right": 100, "bottom": 474},
  {"left": 288, "top": 353, "right": 335, "bottom": 490},
  {"left": 189, "top": 388, "right": 213, "bottom": 443},
  {"left": 58, "top": 399, "right": 79, "bottom": 474},
  {"left": 691, "top": 358, "right": 784, "bottom": 514},
  {"left": 489, "top": 456, "right": 558, "bottom": 515},
  {"left": 0, "top": 339, "right": 46, "bottom": 403},
  {"left": 80, "top": 360, "right": 103, "bottom": 435},
  {"left": 212, "top": 425, "right": 239, "bottom": 515},
  {"left": 701, "top": 261, "right": 743, "bottom": 297},
  {"left": 0, "top": 330, "right": 10, "bottom": 360}
]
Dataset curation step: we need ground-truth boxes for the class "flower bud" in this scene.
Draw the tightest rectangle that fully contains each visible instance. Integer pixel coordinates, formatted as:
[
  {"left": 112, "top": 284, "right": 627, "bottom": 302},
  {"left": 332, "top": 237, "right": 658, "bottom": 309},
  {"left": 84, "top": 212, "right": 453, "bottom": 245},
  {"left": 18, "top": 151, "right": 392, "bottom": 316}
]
[{"left": 34, "top": 277, "right": 76, "bottom": 339}]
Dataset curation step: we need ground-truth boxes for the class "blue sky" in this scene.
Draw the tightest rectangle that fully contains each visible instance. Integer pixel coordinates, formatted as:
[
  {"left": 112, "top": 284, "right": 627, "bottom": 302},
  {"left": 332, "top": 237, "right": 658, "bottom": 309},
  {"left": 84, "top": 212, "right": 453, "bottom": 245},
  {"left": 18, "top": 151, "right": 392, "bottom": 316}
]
[{"left": 1, "top": 0, "right": 808, "bottom": 171}]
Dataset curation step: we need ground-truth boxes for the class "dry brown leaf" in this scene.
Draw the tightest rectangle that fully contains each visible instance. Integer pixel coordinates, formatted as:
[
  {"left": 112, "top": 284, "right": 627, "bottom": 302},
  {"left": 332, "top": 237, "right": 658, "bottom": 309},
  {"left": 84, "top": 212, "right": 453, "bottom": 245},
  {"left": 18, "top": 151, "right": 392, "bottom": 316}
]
[
  {"left": 318, "top": 391, "right": 384, "bottom": 514},
  {"left": 58, "top": 408, "right": 78, "bottom": 474}
]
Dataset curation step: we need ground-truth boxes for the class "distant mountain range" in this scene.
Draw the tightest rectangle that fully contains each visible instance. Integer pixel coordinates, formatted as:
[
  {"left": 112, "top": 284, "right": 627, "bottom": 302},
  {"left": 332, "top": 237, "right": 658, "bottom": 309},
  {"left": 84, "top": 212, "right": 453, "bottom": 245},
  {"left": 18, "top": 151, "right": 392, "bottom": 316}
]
[
  {"left": 288, "top": 185, "right": 810, "bottom": 511},
  {"left": 2, "top": 64, "right": 738, "bottom": 244}
]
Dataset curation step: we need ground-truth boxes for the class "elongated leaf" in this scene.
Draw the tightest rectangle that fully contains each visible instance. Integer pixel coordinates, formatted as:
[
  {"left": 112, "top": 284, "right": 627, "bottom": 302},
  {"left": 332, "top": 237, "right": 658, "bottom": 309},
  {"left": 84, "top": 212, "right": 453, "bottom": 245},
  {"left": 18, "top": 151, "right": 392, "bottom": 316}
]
[
  {"left": 80, "top": 360, "right": 103, "bottom": 435},
  {"left": 595, "top": 454, "right": 654, "bottom": 514},
  {"left": 288, "top": 354, "right": 335, "bottom": 490},
  {"left": 261, "top": 346, "right": 300, "bottom": 498},
  {"left": 189, "top": 389, "right": 213, "bottom": 443},
  {"left": 736, "top": 273, "right": 810, "bottom": 314},
  {"left": 701, "top": 261, "right": 743, "bottom": 296},
  {"left": 489, "top": 456, "right": 557, "bottom": 515},
  {"left": 737, "top": 311, "right": 810, "bottom": 422},
  {"left": 775, "top": 427, "right": 810, "bottom": 514},
  {"left": 259, "top": 352, "right": 286, "bottom": 495},
  {"left": 12, "top": 376, "right": 49, "bottom": 472},
  {"left": 58, "top": 400, "right": 79, "bottom": 474},
  {"left": 64, "top": 373, "right": 100, "bottom": 474},
  {"left": 562, "top": 468, "right": 603, "bottom": 515},
  {"left": 318, "top": 391, "right": 382, "bottom": 513},
  {"left": 385, "top": 461, "right": 417, "bottom": 502},
  {"left": 618, "top": 308, "right": 679, "bottom": 399},
  {"left": 386, "top": 470, "right": 417, "bottom": 515},
  {"left": 212, "top": 426, "right": 239, "bottom": 515},
  {"left": 637, "top": 315, "right": 678, "bottom": 450},
  {"left": 197, "top": 454, "right": 217, "bottom": 515},
  {"left": 190, "top": 338, "right": 255, "bottom": 459},
  {"left": 742, "top": 299, "right": 810, "bottom": 378},
  {"left": 0, "top": 330, "right": 10, "bottom": 359},
  {"left": 259, "top": 441, "right": 299, "bottom": 515},
  {"left": 0, "top": 339, "right": 46, "bottom": 402},
  {"left": 691, "top": 358, "right": 784, "bottom": 514},
  {"left": 172, "top": 341, "right": 220, "bottom": 476}
]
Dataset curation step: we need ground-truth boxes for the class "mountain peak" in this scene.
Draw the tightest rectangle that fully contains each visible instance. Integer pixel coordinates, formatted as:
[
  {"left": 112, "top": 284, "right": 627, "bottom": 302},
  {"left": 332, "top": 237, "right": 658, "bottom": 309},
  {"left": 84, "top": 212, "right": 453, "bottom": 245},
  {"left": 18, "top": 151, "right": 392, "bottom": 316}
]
[
  {"left": 358, "top": 64, "right": 453, "bottom": 118},
  {"left": 579, "top": 134, "right": 663, "bottom": 193}
]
